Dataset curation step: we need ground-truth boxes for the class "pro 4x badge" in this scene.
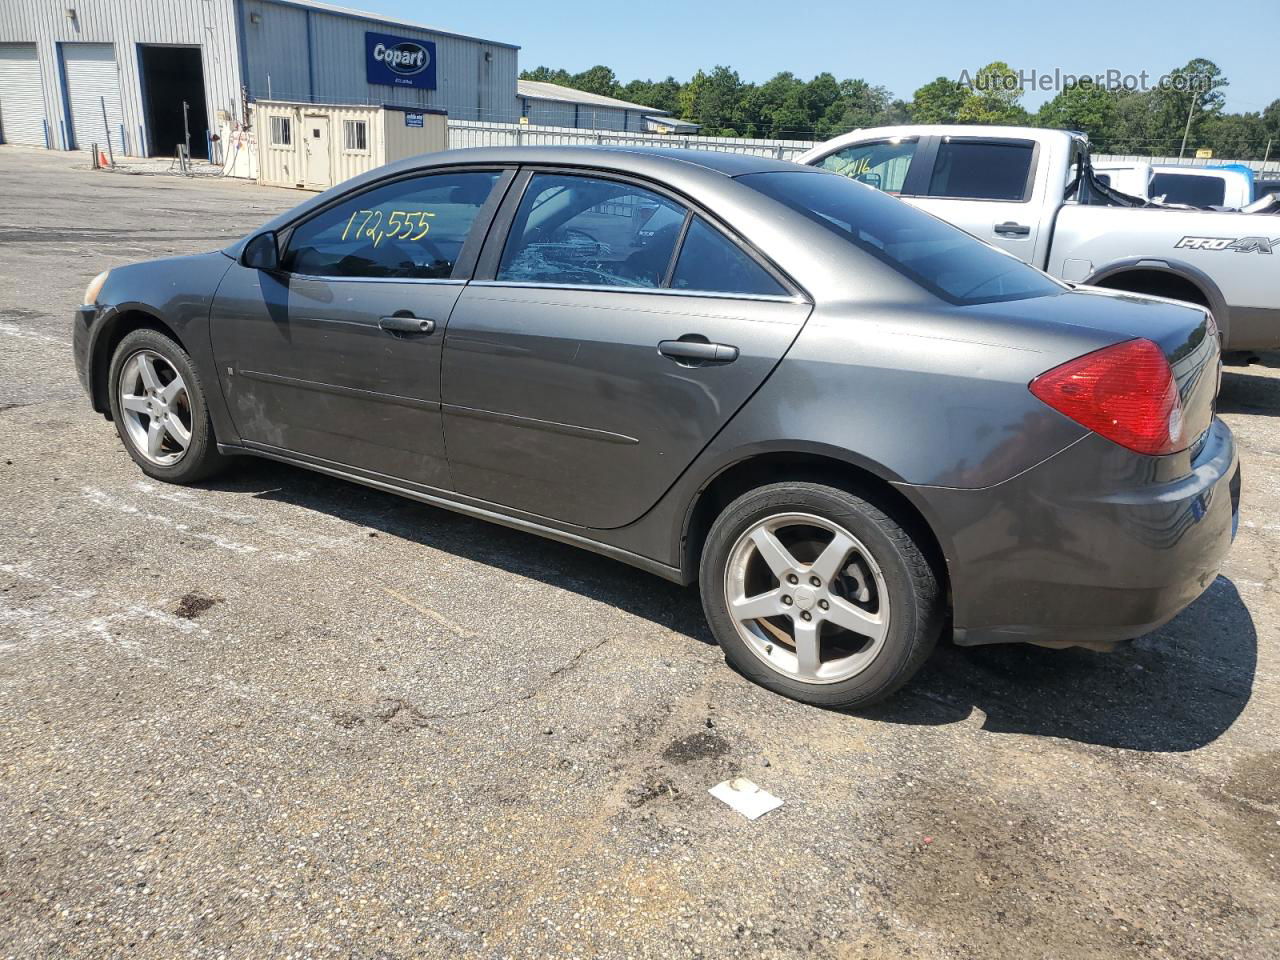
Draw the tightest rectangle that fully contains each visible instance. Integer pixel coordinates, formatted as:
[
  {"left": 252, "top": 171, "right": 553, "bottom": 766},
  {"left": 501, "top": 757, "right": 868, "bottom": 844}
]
[{"left": 1175, "top": 236, "right": 1280, "bottom": 253}]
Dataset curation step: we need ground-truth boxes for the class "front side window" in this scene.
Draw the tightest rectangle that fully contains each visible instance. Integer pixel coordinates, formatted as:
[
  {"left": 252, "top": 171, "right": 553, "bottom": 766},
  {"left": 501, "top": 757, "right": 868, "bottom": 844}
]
[
  {"left": 282, "top": 170, "right": 501, "bottom": 279},
  {"left": 742, "top": 170, "right": 1063, "bottom": 305},
  {"left": 269, "top": 116, "right": 291, "bottom": 147},
  {"left": 497, "top": 174, "right": 686, "bottom": 288},
  {"left": 927, "top": 140, "right": 1035, "bottom": 201},
  {"left": 670, "top": 217, "right": 786, "bottom": 297},
  {"left": 817, "top": 139, "right": 918, "bottom": 195},
  {"left": 343, "top": 119, "right": 368, "bottom": 153}
]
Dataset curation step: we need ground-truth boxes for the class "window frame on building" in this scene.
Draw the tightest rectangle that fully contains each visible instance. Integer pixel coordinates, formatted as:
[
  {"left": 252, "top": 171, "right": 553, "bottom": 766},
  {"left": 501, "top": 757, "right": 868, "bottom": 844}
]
[
  {"left": 268, "top": 115, "right": 292, "bottom": 148},
  {"left": 342, "top": 118, "right": 369, "bottom": 155}
]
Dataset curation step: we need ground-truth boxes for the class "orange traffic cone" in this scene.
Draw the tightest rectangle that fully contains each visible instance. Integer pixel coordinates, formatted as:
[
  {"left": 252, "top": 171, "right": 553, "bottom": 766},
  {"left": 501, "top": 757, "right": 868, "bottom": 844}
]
[{"left": 99, "top": 150, "right": 110, "bottom": 168}]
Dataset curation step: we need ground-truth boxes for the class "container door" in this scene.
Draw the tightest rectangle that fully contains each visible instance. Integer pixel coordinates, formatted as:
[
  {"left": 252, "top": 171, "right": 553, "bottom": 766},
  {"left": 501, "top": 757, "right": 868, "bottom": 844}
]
[{"left": 303, "top": 115, "right": 332, "bottom": 189}]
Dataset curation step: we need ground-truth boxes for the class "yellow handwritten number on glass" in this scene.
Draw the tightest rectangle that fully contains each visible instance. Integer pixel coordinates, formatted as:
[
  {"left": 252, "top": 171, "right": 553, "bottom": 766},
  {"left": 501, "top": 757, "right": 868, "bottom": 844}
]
[{"left": 342, "top": 209, "right": 435, "bottom": 246}]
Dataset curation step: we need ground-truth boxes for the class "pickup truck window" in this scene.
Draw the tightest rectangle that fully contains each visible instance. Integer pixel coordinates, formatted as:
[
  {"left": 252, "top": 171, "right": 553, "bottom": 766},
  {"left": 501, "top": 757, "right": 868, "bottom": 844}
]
[
  {"left": 742, "top": 170, "right": 1062, "bottom": 305},
  {"left": 816, "top": 139, "right": 917, "bottom": 195},
  {"left": 1149, "top": 173, "right": 1226, "bottom": 207},
  {"left": 927, "top": 140, "right": 1035, "bottom": 202}
]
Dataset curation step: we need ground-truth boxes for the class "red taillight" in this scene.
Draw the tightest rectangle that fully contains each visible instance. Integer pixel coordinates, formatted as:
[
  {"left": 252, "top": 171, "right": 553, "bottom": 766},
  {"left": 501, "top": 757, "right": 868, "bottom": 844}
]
[{"left": 1029, "top": 338, "right": 1185, "bottom": 456}]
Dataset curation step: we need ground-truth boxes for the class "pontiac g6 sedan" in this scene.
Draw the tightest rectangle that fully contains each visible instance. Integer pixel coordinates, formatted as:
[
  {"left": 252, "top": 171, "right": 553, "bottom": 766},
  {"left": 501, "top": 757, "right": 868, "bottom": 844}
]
[{"left": 73, "top": 147, "right": 1240, "bottom": 708}]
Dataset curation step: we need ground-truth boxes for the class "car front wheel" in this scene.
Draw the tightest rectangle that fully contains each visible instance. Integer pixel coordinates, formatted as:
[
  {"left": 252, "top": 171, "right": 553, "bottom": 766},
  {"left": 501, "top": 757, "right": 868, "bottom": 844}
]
[
  {"left": 107, "top": 328, "right": 226, "bottom": 484},
  {"left": 700, "top": 482, "right": 942, "bottom": 709}
]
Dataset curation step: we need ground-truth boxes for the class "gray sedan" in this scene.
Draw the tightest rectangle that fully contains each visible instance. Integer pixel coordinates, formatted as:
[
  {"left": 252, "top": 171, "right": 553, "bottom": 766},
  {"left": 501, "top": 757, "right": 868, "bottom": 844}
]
[{"left": 72, "top": 147, "right": 1239, "bottom": 709}]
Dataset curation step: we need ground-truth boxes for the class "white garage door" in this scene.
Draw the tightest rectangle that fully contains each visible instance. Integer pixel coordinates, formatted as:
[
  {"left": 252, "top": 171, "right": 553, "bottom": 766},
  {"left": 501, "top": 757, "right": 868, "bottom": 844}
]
[
  {"left": 62, "top": 43, "right": 123, "bottom": 154},
  {"left": 0, "top": 43, "right": 46, "bottom": 146}
]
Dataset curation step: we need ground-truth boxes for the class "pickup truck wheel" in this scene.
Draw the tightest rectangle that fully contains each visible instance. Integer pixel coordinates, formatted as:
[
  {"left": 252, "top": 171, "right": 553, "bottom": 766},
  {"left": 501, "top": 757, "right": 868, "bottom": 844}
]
[
  {"left": 107, "top": 328, "right": 226, "bottom": 484},
  {"left": 700, "top": 482, "right": 942, "bottom": 709}
]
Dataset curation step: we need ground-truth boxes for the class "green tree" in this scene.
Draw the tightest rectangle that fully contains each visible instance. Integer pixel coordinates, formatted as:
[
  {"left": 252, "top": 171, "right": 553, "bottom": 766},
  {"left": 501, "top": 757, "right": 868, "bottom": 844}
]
[
  {"left": 1036, "top": 84, "right": 1123, "bottom": 150},
  {"left": 956, "top": 61, "right": 1027, "bottom": 124},
  {"left": 909, "top": 76, "right": 966, "bottom": 123},
  {"left": 681, "top": 66, "right": 744, "bottom": 135},
  {"left": 1148, "top": 58, "right": 1228, "bottom": 155},
  {"left": 520, "top": 65, "right": 572, "bottom": 85},
  {"left": 1202, "top": 111, "right": 1267, "bottom": 160},
  {"left": 570, "top": 65, "right": 620, "bottom": 98}
]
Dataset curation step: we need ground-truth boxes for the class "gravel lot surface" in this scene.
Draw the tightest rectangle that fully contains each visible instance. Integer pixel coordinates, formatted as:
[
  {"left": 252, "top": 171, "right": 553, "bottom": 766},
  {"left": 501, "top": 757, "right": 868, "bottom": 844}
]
[{"left": 1, "top": 146, "right": 1278, "bottom": 960}]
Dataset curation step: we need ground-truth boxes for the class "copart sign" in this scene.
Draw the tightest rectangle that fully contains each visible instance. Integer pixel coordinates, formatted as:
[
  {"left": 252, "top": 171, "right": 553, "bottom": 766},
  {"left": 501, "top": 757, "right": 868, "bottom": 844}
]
[
  {"left": 1175, "top": 236, "right": 1280, "bottom": 254},
  {"left": 366, "top": 32, "right": 436, "bottom": 90}
]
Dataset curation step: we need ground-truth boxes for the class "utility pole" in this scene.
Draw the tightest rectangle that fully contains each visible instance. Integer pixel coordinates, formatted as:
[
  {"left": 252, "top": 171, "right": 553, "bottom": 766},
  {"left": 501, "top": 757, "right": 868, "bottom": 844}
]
[{"left": 1178, "top": 94, "right": 1196, "bottom": 159}]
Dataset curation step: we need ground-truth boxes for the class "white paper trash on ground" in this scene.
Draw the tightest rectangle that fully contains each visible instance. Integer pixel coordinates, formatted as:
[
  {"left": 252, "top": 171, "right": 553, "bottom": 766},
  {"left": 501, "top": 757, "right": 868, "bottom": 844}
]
[{"left": 709, "top": 777, "right": 784, "bottom": 820}]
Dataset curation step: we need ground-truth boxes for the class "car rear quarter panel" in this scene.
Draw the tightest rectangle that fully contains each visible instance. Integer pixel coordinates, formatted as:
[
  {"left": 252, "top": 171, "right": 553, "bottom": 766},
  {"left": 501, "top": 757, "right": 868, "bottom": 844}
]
[{"left": 602, "top": 297, "right": 1117, "bottom": 572}]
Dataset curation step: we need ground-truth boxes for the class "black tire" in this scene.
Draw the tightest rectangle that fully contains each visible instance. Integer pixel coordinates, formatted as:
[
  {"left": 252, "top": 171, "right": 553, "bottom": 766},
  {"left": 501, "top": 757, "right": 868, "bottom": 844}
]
[
  {"left": 107, "top": 328, "right": 227, "bottom": 484},
  {"left": 699, "top": 482, "right": 942, "bottom": 709}
]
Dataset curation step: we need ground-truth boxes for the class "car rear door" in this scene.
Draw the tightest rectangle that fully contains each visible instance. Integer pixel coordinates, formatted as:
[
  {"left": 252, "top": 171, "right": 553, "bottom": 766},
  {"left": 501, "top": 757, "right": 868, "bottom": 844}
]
[
  {"left": 906, "top": 136, "right": 1046, "bottom": 262},
  {"left": 439, "top": 168, "right": 811, "bottom": 530},
  {"left": 210, "top": 167, "right": 510, "bottom": 489}
]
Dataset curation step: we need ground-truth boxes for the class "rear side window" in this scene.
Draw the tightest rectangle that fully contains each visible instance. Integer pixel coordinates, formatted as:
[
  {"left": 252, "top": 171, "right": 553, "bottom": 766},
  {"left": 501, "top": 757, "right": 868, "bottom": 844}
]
[
  {"left": 1150, "top": 173, "right": 1226, "bottom": 207},
  {"left": 927, "top": 140, "right": 1035, "bottom": 201},
  {"left": 282, "top": 170, "right": 500, "bottom": 279},
  {"left": 816, "top": 139, "right": 918, "bottom": 195},
  {"left": 741, "top": 170, "right": 1063, "bottom": 305},
  {"left": 670, "top": 217, "right": 786, "bottom": 297},
  {"left": 498, "top": 174, "right": 686, "bottom": 288}
]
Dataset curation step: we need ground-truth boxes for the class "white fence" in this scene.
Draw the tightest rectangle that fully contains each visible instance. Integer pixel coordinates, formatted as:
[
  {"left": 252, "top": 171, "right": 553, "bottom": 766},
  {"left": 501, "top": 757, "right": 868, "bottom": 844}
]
[
  {"left": 1094, "top": 154, "right": 1280, "bottom": 175},
  {"left": 446, "top": 119, "right": 817, "bottom": 161},
  {"left": 444, "top": 123, "right": 1280, "bottom": 173}
]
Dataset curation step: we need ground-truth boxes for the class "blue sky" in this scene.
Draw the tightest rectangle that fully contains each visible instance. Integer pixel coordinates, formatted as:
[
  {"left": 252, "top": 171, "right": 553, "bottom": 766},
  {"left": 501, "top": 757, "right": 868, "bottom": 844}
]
[{"left": 350, "top": 0, "right": 1271, "bottom": 113}]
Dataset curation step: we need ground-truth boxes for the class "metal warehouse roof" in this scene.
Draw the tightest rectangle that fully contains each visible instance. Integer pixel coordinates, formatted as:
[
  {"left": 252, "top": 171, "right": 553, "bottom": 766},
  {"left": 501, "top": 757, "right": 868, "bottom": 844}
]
[
  {"left": 516, "top": 80, "right": 670, "bottom": 116},
  {"left": 271, "top": 0, "right": 521, "bottom": 50}
]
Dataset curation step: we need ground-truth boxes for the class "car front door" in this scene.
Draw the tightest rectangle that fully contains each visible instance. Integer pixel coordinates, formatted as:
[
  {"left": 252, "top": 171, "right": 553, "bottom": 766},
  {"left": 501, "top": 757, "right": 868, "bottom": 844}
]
[
  {"left": 439, "top": 170, "right": 811, "bottom": 530},
  {"left": 210, "top": 168, "right": 509, "bottom": 489}
]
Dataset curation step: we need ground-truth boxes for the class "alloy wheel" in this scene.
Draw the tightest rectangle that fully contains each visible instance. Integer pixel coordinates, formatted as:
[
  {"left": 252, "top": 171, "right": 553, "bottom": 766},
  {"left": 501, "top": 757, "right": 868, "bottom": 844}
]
[
  {"left": 117, "top": 349, "right": 193, "bottom": 466},
  {"left": 724, "top": 512, "right": 889, "bottom": 684}
]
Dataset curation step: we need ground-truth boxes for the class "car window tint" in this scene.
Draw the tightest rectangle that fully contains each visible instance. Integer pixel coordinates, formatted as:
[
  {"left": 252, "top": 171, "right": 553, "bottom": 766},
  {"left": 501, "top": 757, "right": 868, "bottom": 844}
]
[
  {"left": 927, "top": 141, "right": 1034, "bottom": 201},
  {"left": 742, "top": 170, "right": 1062, "bottom": 305},
  {"left": 282, "top": 171, "right": 500, "bottom": 279},
  {"left": 670, "top": 217, "right": 786, "bottom": 297},
  {"left": 1149, "top": 173, "right": 1226, "bottom": 207},
  {"left": 497, "top": 174, "right": 686, "bottom": 288},
  {"left": 818, "top": 140, "right": 917, "bottom": 195}
]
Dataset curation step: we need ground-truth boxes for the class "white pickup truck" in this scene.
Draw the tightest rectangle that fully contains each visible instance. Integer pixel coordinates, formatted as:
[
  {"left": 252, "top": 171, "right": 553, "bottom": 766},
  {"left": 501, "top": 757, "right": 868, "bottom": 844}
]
[{"left": 797, "top": 126, "right": 1279, "bottom": 356}]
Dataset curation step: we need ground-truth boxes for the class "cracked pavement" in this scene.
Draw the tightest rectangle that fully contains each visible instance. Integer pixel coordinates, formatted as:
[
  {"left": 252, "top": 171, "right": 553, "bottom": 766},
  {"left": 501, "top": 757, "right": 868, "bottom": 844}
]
[{"left": 1, "top": 147, "right": 1278, "bottom": 959}]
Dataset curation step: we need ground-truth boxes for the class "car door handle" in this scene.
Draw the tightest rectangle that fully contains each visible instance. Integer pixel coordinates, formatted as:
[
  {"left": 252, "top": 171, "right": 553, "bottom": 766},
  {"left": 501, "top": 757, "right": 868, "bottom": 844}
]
[
  {"left": 994, "top": 221, "right": 1031, "bottom": 237},
  {"left": 658, "top": 339, "right": 739, "bottom": 364},
  {"left": 379, "top": 315, "right": 435, "bottom": 335}
]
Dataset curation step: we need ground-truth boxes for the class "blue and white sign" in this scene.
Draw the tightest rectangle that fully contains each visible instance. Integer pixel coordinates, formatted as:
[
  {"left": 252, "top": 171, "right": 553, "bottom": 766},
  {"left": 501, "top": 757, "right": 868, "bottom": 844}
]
[
  {"left": 366, "top": 32, "right": 436, "bottom": 90},
  {"left": 404, "top": 112, "right": 424, "bottom": 127}
]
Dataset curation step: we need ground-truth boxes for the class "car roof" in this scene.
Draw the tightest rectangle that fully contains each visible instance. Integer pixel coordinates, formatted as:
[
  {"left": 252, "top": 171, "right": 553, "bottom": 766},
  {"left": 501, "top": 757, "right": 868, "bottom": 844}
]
[{"left": 401, "top": 144, "right": 802, "bottom": 177}]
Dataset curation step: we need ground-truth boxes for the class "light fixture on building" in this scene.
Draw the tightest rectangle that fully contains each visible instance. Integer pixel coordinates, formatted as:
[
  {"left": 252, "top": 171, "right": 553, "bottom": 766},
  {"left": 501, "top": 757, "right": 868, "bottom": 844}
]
[
  {"left": 484, "top": 51, "right": 493, "bottom": 63},
  {"left": 65, "top": 6, "right": 76, "bottom": 20},
  {"left": 249, "top": 12, "right": 262, "bottom": 24}
]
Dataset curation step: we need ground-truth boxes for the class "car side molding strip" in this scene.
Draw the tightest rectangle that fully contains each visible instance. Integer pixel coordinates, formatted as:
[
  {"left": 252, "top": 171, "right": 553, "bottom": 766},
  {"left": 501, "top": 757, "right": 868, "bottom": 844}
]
[{"left": 238, "top": 369, "right": 441, "bottom": 411}]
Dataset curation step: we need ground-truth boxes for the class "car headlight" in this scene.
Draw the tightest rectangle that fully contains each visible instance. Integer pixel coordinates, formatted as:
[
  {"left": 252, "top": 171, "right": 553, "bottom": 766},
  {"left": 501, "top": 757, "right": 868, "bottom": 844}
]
[{"left": 83, "top": 270, "right": 110, "bottom": 306}]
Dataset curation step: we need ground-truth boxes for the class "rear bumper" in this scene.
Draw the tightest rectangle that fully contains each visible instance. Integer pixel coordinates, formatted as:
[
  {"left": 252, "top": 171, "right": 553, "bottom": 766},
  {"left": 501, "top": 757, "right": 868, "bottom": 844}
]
[{"left": 907, "top": 418, "right": 1239, "bottom": 647}]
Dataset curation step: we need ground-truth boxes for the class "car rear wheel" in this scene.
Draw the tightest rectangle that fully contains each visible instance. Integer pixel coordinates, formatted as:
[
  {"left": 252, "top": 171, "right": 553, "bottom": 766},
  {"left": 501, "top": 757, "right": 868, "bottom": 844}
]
[
  {"left": 107, "top": 328, "right": 226, "bottom": 484},
  {"left": 700, "top": 482, "right": 942, "bottom": 709}
]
